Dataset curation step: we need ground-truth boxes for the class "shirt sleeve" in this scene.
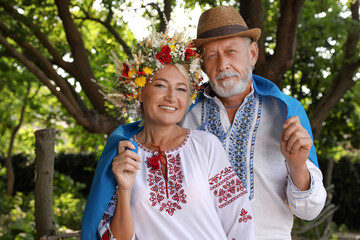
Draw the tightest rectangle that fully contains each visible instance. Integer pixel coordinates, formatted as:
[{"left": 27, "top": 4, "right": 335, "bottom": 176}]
[
  {"left": 286, "top": 159, "right": 327, "bottom": 220},
  {"left": 98, "top": 188, "right": 137, "bottom": 240},
  {"left": 206, "top": 134, "right": 256, "bottom": 240}
]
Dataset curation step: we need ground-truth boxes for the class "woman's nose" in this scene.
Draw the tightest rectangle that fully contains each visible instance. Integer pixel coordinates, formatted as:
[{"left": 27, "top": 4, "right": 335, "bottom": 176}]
[{"left": 164, "top": 89, "right": 176, "bottom": 102}]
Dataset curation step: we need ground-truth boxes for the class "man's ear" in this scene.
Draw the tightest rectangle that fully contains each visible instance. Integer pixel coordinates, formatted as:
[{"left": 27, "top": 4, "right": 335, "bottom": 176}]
[
  {"left": 200, "top": 47, "right": 207, "bottom": 74},
  {"left": 201, "top": 62, "right": 207, "bottom": 74},
  {"left": 249, "top": 42, "right": 259, "bottom": 68}
]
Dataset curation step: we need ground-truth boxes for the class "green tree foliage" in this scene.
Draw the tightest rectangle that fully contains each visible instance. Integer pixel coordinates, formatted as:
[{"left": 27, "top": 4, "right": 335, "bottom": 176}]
[
  {"left": 0, "top": 159, "right": 87, "bottom": 238},
  {"left": 1, "top": 0, "right": 357, "bottom": 146}
]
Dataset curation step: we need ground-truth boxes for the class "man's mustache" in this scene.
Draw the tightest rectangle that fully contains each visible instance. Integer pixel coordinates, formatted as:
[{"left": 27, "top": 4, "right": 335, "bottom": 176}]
[{"left": 215, "top": 71, "right": 241, "bottom": 81}]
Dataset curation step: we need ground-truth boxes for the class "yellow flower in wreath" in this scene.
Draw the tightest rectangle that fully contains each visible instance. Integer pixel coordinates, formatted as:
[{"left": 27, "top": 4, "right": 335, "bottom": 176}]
[
  {"left": 128, "top": 68, "right": 137, "bottom": 78},
  {"left": 134, "top": 76, "right": 147, "bottom": 87},
  {"left": 143, "top": 67, "right": 153, "bottom": 76},
  {"left": 190, "top": 93, "right": 197, "bottom": 101}
]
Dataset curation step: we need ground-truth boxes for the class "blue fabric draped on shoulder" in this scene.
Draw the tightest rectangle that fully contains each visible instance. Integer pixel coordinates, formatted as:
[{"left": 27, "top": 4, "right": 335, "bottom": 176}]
[
  {"left": 81, "top": 121, "right": 143, "bottom": 240},
  {"left": 251, "top": 74, "right": 318, "bottom": 168}
]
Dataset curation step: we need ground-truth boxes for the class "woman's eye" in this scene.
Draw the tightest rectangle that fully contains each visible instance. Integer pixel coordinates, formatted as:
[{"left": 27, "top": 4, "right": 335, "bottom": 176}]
[
  {"left": 177, "top": 88, "right": 187, "bottom": 92},
  {"left": 154, "top": 84, "right": 165, "bottom": 88}
]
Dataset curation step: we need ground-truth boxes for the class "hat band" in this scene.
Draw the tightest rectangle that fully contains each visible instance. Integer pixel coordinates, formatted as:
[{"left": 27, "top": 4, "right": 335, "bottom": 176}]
[{"left": 198, "top": 25, "right": 249, "bottom": 39}]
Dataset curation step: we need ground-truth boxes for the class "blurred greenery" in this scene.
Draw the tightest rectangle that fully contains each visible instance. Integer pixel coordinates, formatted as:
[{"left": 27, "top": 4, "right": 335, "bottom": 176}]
[{"left": 0, "top": 160, "right": 87, "bottom": 239}]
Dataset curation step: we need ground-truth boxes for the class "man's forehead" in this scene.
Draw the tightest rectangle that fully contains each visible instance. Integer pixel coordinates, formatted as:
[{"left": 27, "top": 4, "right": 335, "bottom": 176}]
[{"left": 201, "top": 37, "right": 246, "bottom": 52}]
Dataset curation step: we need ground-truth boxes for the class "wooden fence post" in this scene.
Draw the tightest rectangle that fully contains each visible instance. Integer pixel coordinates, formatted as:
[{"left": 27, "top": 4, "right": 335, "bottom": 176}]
[{"left": 34, "top": 128, "right": 57, "bottom": 239}]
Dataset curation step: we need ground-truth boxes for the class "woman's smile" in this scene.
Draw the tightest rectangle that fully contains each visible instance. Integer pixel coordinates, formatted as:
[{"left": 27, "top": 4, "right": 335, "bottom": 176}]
[{"left": 159, "top": 105, "right": 176, "bottom": 111}]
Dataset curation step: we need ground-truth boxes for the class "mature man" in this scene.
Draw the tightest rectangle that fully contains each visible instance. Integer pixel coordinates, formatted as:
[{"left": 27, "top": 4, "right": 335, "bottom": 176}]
[{"left": 182, "top": 6, "right": 327, "bottom": 239}]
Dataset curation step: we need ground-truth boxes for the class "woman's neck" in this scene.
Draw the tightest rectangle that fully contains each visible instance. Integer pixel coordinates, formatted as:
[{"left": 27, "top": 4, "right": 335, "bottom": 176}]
[{"left": 136, "top": 124, "right": 187, "bottom": 151}]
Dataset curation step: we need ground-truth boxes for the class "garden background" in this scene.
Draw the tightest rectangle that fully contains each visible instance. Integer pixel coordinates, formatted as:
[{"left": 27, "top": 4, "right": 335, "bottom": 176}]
[{"left": 0, "top": 0, "right": 359, "bottom": 239}]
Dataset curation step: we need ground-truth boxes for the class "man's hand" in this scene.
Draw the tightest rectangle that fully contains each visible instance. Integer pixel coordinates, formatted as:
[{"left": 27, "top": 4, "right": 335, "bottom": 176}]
[{"left": 281, "top": 116, "right": 312, "bottom": 190}]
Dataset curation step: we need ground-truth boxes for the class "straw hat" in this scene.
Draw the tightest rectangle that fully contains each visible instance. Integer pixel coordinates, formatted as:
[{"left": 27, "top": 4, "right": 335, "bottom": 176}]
[{"left": 193, "top": 6, "right": 261, "bottom": 47}]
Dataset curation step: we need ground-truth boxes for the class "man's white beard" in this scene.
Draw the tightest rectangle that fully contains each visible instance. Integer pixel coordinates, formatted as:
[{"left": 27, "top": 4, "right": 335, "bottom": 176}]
[{"left": 210, "top": 65, "right": 253, "bottom": 98}]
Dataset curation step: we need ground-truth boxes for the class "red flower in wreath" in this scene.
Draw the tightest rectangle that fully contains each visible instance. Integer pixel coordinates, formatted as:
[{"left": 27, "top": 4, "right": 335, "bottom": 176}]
[
  {"left": 185, "top": 48, "right": 196, "bottom": 61},
  {"left": 156, "top": 45, "right": 172, "bottom": 64},
  {"left": 122, "top": 63, "right": 129, "bottom": 78}
]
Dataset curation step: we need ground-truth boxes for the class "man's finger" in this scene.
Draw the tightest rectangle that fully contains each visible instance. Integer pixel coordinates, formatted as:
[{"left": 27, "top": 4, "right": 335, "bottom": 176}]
[
  {"left": 285, "top": 130, "right": 308, "bottom": 151},
  {"left": 282, "top": 115, "right": 300, "bottom": 129}
]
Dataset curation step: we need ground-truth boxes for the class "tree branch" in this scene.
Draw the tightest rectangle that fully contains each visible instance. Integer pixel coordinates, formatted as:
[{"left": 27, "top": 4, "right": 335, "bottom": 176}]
[
  {"left": 240, "top": 0, "right": 264, "bottom": 60},
  {"left": 55, "top": 0, "right": 106, "bottom": 113},
  {"left": 0, "top": 33, "right": 119, "bottom": 133},
  {"left": 161, "top": 0, "right": 174, "bottom": 32},
  {"left": 0, "top": 34, "right": 92, "bottom": 127},
  {"left": 142, "top": 1, "right": 175, "bottom": 32},
  {"left": 78, "top": 14, "right": 132, "bottom": 56},
  {"left": 4, "top": 83, "right": 30, "bottom": 196},
  {"left": 252, "top": 0, "right": 305, "bottom": 87},
  {"left": 310, "top": 0, "right": 360, "bottom": 138},
  {"left": 0, "top": 22, "right": 83, "bottom": 112},
  {"left": 0, "top": 2, "right": 71, "bottom": 71}
]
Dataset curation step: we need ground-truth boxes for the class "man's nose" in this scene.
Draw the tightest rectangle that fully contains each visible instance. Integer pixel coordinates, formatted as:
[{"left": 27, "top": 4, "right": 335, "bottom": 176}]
[{"left": 217, "top": 54, "right": 230, "bottom": 72}]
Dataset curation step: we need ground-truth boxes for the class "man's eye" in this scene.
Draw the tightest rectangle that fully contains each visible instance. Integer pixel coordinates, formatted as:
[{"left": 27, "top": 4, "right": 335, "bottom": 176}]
[{"left": 207, "top": 54, "right": 216, "bottom": 59}]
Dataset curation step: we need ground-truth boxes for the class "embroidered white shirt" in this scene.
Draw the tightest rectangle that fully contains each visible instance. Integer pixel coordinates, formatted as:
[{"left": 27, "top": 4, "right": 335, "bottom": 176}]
[
  {"left": 181, "top": 86, "right": 327, "bottom": 240},
  {"left": 98, "top": 130, "right": 255, "bottom": 240}
]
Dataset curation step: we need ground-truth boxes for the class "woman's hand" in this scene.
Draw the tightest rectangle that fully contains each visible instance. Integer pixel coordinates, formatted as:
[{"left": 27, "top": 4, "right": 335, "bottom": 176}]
[{"left": 112, "top": 141, "right": 141, "bottom": 191}]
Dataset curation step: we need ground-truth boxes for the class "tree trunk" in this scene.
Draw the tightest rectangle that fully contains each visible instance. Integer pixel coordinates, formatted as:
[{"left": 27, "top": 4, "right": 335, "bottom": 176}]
[
  {"left": 4, "top": 155, "right": 14, "bottom": 196},
  {"left": 241, "top": 0, "right": 305, "bottom": 87},
  {"left": 34, "top": 129, "right": 57, "bottom": 239},
  {"left": 4, "top": 84, "right": 30, "bottom": 196}
]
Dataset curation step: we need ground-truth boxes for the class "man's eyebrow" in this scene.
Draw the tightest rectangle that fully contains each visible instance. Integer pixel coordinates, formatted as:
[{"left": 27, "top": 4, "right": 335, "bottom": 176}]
[{"left": 204, "top": 50, "right": 217, "bottom": 55}]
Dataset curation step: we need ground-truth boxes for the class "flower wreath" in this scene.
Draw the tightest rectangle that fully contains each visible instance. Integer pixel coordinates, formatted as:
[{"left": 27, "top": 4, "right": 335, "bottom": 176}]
[{"left": 106, "top": 29, "right": 204, "bottom": 119}]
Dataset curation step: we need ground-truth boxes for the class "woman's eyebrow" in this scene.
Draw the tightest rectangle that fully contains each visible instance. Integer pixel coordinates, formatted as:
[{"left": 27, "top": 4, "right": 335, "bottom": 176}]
[{"left": 152, "top": 78, "right": 168, "bottom": 82}]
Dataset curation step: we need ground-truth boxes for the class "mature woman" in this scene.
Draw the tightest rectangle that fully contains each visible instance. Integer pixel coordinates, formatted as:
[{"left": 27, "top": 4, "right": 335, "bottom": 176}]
[{"left": 81, "top": 30, "right": 255, "bottom": 240}]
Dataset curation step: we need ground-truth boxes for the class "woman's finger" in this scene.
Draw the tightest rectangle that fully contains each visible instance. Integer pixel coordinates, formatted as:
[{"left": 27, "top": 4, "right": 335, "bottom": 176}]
[{"left": 118, "top": 140, "right": 135, "bottom": 154}]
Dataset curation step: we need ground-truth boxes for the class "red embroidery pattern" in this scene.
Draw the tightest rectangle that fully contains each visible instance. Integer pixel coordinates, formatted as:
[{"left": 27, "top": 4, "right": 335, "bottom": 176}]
[
  {"left": 209, "top": 166, "right": 247, "bottom": 208},
  {"left": 100, "top": 190, "right": 118, "bottom": 227},
  {"left": 147, "top": 153, "right": 187, "bottom": 216},
  {"left": 209, "top": 167, "right": 234, "bottom": 189},
  {"left": 238, "top": 208, "right": 253, "bottom": 223},
  {"left": 109, "top": 192, "right": 117, "bottom": 206},
  {"left": 102, "top": 229, "right": 111, "bottom": 240},
  {"left": 101, "top": 212, "right": 110, "bottom": 226}
]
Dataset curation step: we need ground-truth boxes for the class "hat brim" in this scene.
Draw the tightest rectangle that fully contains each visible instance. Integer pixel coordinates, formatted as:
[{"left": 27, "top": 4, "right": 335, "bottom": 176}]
[{"left": 192, "top": 28, "right": 261, "bottom": 48}]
